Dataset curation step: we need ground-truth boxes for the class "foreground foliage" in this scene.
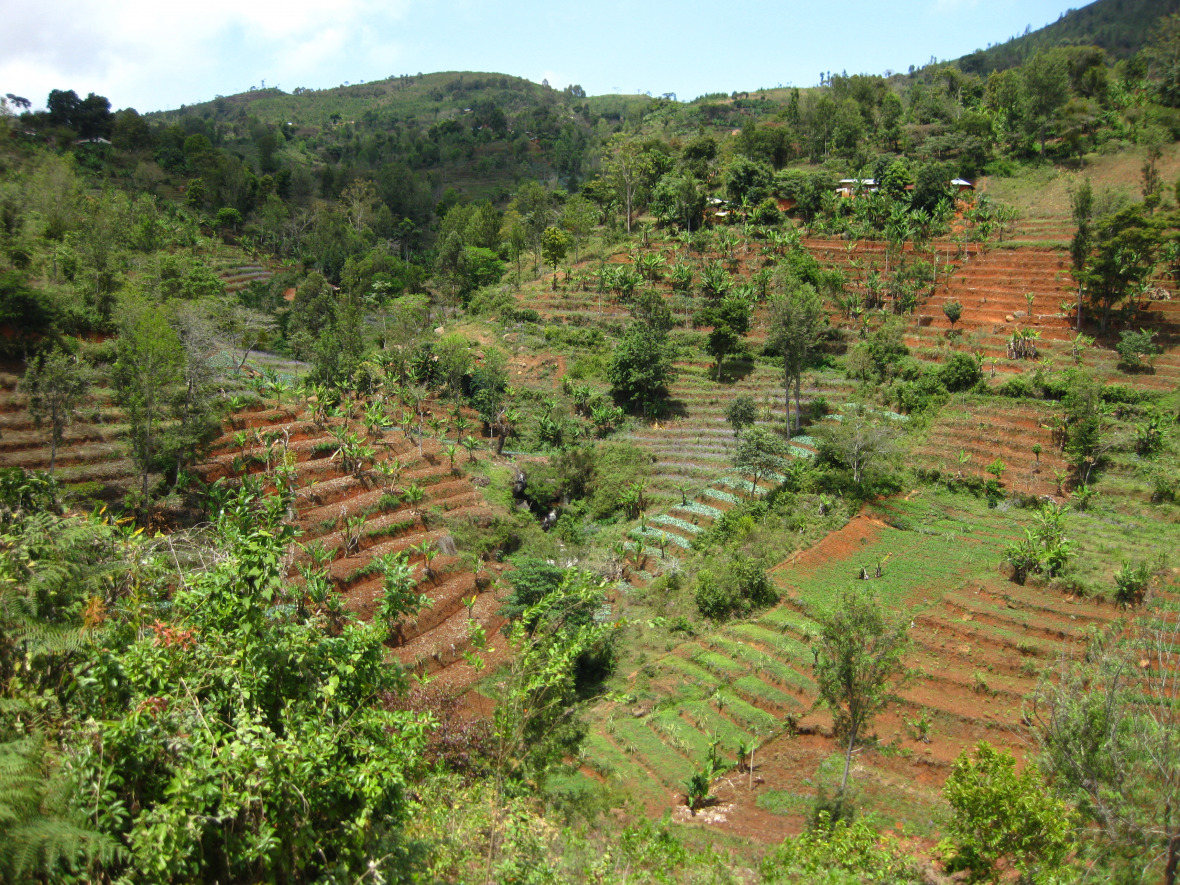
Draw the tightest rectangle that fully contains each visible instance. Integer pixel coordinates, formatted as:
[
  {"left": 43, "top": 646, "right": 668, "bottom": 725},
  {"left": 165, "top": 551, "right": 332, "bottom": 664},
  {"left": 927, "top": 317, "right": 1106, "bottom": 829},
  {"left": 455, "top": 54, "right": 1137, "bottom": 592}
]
[{"left": 0, "top": 482, "right": 431, "bottom": 883}]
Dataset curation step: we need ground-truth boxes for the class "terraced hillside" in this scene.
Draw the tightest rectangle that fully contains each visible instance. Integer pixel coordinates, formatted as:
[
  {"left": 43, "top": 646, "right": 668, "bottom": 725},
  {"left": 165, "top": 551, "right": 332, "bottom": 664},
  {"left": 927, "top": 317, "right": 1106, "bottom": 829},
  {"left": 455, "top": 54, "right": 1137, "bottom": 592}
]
[
  {"left": 0, "top": 350, "right": 506, "bottom": 693},
  {"left": 506, "top": 210, "right": 1180, "bottom": 520},
  {"left": 0, "top": 362, "right": 139, "bottom": 502},
  {"left": 584, "top": 490, "right": 1137, "bottom": 840},
  {"left": 196, "top": 396, "right": 504, "bottom": 691}
]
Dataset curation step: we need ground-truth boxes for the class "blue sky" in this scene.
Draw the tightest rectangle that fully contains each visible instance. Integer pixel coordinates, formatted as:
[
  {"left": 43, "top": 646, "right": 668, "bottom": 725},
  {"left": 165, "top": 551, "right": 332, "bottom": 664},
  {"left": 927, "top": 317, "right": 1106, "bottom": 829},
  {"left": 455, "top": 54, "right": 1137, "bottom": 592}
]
[{"left": 3, "top": 0, "right": 1090, "bottom": 113}]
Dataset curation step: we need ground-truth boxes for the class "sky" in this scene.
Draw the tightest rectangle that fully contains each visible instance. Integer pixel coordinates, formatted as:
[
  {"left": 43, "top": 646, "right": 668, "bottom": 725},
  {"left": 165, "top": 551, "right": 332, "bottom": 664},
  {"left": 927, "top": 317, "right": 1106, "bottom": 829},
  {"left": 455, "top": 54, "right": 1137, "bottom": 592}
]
[{"left": 2, "top": 0, "right": 1092, "bottom": 114}]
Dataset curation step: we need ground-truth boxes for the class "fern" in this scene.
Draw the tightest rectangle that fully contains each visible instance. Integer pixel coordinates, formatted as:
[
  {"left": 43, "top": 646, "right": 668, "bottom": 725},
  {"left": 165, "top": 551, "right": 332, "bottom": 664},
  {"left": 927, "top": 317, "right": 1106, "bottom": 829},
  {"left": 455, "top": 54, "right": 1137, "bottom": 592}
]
[{"left": 0, "top": 736, "right": 124, "bottom": 883}]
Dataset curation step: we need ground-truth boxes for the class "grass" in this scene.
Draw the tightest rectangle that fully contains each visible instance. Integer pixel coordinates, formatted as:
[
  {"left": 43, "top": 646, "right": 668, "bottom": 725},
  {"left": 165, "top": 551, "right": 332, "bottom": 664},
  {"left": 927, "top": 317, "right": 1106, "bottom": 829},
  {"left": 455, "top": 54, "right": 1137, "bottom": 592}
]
[
  {"left": 609, "top": 717, "right": 695, "bottom": 787},
  {"left": 756, "top": 789, "right": 812, "bottom": 817},
  {"left": 679, "top": 700, "right": 751, "bottom": 757},
  {"left": 732, "top": 674, "right": 801, "bottom": 710}
]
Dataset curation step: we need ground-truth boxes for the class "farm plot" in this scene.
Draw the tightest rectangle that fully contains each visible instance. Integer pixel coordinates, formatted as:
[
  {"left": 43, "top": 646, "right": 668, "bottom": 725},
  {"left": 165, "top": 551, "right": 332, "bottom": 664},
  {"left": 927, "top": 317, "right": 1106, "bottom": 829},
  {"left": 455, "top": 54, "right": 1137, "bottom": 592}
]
[
  {"left": 587, "top": 487, "right": 1120, "bottom": 842},
  {"left": 195, "top": 395, "right": 503, "bottom": 693},
  {"left": 912, "top": 397, "right": 1069, "bottom": 499},
  {"left": 0, "top": 363, "right": 141, "bottom": 501}
]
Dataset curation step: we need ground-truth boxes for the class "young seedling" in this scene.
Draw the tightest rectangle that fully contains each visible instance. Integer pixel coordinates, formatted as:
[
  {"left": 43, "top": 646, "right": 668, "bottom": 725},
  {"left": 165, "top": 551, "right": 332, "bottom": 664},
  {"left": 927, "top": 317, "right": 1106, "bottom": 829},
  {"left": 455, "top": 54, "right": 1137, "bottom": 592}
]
[{"left": 986, "top": 458, "right": 1007, "bottom": 483}]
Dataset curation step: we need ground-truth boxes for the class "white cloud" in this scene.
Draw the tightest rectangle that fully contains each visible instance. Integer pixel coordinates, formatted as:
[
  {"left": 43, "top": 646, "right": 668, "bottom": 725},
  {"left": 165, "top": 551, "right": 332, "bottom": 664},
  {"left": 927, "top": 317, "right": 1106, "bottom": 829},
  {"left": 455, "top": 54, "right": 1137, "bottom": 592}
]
[{"left": 0, "top": 0, "right": 410, "bottom": 111}]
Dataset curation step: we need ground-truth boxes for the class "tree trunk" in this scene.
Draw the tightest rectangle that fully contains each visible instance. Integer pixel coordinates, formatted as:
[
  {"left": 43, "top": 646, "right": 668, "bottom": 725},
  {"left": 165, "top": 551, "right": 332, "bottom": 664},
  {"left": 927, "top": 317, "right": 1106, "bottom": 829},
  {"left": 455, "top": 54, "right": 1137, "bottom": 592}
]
[
  {"left": 840, "top": 725, "right": 856, "bottom": 794},
  {"left": 794, "top": 375, "right": 803, "bottom": 436},
  {"left": 142, "top": 422, "right": 152, "bottom": 508},
  {"left": 1165, "top": 831, "right": 1179, "bottom": 885},
  {"left": 784, "top": 371, "right": 792, "bottom": 440}
]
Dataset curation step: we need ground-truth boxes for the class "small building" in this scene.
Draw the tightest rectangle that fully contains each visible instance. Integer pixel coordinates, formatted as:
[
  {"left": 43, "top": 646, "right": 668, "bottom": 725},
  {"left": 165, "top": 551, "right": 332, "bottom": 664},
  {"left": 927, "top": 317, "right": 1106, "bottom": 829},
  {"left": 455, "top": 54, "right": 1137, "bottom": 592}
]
[
  {"left": 836, "top": 178, "right": 877, "bottom": 198},
  {"left": 951, "top": 178, "right": 975, "bottom": 192}
]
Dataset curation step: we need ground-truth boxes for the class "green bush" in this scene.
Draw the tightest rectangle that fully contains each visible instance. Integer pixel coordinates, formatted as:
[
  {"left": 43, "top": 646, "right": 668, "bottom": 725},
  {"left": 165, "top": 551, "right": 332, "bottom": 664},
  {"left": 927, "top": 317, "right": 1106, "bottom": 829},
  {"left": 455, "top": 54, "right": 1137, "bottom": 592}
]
[
  {"left": 1115, "top": 328, "right": 1160, "bottom": 371},
  {"left": 1151, "top": 468, "right": 1179, "bottom": 503},
  {"left": 692, "top": 553, "right": 776, "bottom": 620},
  {"left": 942, "top": 742, "right": 1076, "bottom": 883},
  {"left": 521, "top": 462, "right": 562, "bottom": 512},
  {"left": 938, "top": 352, "right": 982, "bottom": 393},
  {"left": 761, "top": 812, "right": 923, "bottom": 883},
  {"left": 693, "top": 570, "right": 734, "bottom": 619},
  {"left": 997, "top": 375, "right": 1036, "bottom": 398}
]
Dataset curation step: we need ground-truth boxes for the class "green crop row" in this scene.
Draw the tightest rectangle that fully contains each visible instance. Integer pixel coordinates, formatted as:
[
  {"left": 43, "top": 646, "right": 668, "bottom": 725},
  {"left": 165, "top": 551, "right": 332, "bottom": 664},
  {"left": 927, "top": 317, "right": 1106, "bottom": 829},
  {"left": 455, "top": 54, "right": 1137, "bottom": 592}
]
[
  {"left": 732, "top": 674, "right": 800, "bottom": 711},
  {"left": 680, "top": 700, "right": 751, "bottom": 757},
  {"left": 655, "top": 655, "right": 723, "bottom": 690},
  {"left": 712, "top": 688, "right": 781, "bottom": 735},
  {"left": 649, "top": 709, "right": 717, "bottom": 760},
  {"left": 730, "top": 623, "right": 815, "bottom": 671},
  {"left": 692, "top": 649, "right": 747, "bottom": 680},
  {"left": 609, "top": 718, "right": 695, "bottom": 787},
  {"left": 707, "top": 634, "right": 809, "bottom": 691}
]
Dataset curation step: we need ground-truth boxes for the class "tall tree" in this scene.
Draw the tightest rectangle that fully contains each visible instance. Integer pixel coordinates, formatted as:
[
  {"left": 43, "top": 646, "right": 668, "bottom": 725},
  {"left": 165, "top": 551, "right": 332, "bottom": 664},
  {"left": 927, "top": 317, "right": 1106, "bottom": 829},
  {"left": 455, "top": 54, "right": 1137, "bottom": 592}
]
[
  {"left": 1081, "top": 204, "right": 1160, "bottom": 334},
  {"left": 698, "top": 292, "right": 752, "bottom": 381},
  {"left": 559, "top": 194, "right": 597, "bottom": 263},
  {"left": 603, "top": 136, "right": 651, "bottom": 235},
  {"left": 768, "top": 278, "right": 826, "bottom": 436},
  {"left": 19, "top": 349, "right": 91, "bottom": 474},
  {"left": 1068, "top": 178, "right": 1094, "bottom": 331},
  {"left": 733, "top": 426, "right": 789, "bottom": 494},
  {"left": 811, "top": 589, "right": 910, "bottom": 796},
  {"left": 113, "top": 300, "right": 185, "bottom": 507},
  {"left": 1023, "top": 50, "right": 1070, "bottom": 153},
  {"left": 817, "top": 407, "right": 899, "bottom": 490},
  {"left": 609, "top": 319, "right": 677, "bottom": 417}
]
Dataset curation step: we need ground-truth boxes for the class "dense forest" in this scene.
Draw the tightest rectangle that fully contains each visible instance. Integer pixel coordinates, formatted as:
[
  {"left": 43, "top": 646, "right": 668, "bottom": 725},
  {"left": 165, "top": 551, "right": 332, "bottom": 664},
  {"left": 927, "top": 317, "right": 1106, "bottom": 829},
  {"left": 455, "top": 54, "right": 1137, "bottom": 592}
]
[{"left": 2, "top": 0, "right": 1180, "bottom": 882}]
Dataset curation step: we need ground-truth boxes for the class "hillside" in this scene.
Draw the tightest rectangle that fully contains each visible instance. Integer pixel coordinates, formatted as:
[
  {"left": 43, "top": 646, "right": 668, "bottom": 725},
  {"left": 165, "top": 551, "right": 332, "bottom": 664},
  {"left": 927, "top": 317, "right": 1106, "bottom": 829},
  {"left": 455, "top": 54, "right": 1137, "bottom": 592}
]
[
  {"left": 957, "top": 0, "right": 1180, "bottom": 73},
  {"left": 4, "top": 24, "right": 1180, "bottom": 883}
]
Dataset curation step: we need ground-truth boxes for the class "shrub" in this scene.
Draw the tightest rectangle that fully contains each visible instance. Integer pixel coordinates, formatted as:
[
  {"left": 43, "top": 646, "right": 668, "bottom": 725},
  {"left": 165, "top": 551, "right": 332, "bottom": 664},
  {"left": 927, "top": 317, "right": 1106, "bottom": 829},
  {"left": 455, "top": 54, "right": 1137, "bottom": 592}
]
[
  {"left": 503, "top": 558, "right": 568, "bottom": 620},
  {"left": 942, "top": 300, "right": 963, "bottom": 329},
  {"left": 1115, "top": 328, "right": 1160, "bottom": 371},
  {"left": 693, "top": 570, "right": 735, "bottom": 620},
  {"left": 892, "top": 373, "right": 947, "bottom": 415},
  {"left": 725, "top": 395, "right": 758, "bottom": 436},
  {"left": 938, "top": 352, "right": 981, "bottom": 392},
  {"left": 997, "top": 375, "right": 1036, "bottom": 398},
  {"left": 692, "top": 554, "right": 776, "bottom": 620},
  {"left": 1101, "top": 384, "right": 1153, "bottom": 406},
  {"left": 1151, "top": 468, "right": 1179, "bottom": 503},
  {"left": 521, "top": 462, "right": 562, "bottom": 512},
  {"left": 941, "top": 742, "right": 1076, "bottom": 883},
  {"left": 762, "top": 811, "right": 923, "bottom": 883}
]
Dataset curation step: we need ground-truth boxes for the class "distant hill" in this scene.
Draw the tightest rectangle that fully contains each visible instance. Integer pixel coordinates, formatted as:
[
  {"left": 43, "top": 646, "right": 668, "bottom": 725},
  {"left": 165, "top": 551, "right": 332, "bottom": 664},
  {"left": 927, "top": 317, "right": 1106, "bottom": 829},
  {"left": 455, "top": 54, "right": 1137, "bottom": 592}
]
[
  {"left": 145, "top": 72, "right": 665, "bottom": 202},
  {"left": 956, "top": 0, "right": 1180, "bottom": 74},
  {"left": 155, "top": 71, "right": 579, "bottom": 132}
]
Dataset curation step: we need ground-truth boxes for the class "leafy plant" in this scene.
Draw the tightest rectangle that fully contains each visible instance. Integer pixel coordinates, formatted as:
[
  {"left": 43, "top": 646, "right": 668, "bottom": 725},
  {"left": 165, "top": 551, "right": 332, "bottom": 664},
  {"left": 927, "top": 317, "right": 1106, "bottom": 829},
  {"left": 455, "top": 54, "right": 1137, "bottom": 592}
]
[
  {"left": 941, "top": 742, "right": 1076, "bottom": 883},
  {"left": 1113, "top": 560, "right": 1152, "bottom": 607},
  {"left": 1115, "top": 327, "right": 1160, "bottom": 371}
]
